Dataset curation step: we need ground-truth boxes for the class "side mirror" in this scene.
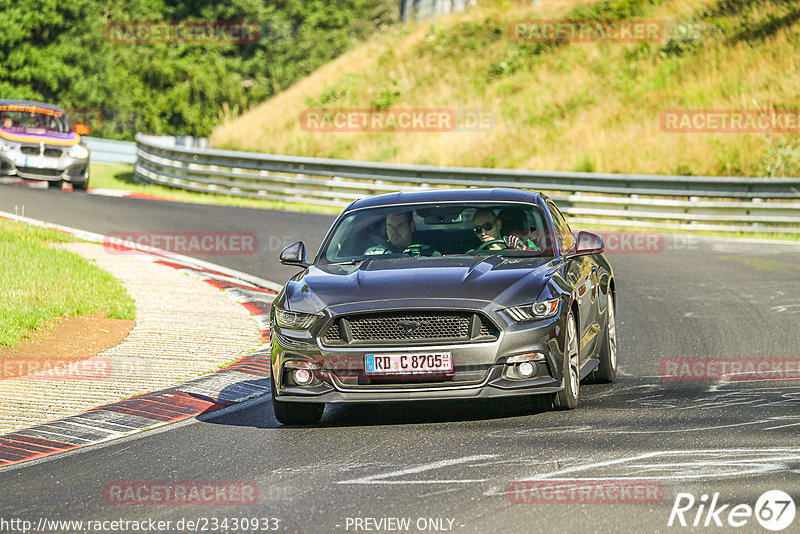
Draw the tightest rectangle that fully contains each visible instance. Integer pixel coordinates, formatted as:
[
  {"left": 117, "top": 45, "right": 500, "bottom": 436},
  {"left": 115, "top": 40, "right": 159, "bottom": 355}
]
[
  {"left": 74, "top": 123, "right": 90, "bottom": 135},
  {"left": 574, "top": 231, "right": 604, "bottom": 255},
  {"left": 280, "top": 241, "right": 309, "bottom": 267}
]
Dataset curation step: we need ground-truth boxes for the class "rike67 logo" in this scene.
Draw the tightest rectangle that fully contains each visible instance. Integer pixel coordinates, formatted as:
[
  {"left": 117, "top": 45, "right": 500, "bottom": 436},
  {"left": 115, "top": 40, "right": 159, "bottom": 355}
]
[{"left": 669, "top": 490, "right": 796, "bottom": 531}]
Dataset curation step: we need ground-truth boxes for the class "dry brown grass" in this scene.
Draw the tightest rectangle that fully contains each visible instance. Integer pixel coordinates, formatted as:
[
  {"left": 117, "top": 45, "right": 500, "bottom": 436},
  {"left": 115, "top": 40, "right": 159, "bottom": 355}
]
[{"left": 211, "top": 0, "right": 800, "bottom": 177}]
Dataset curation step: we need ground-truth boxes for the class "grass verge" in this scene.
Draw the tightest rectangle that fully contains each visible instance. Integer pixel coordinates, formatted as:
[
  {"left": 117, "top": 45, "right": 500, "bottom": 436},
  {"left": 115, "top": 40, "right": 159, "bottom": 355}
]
[{"left": 0, "top": 220, "right": 136, "bottom": 346}]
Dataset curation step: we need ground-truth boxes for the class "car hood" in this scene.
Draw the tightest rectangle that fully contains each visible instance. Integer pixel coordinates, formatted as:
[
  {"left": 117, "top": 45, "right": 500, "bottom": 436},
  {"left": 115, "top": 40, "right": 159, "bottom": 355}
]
[{"left": 283, "top": 255, "right": 558, "bottom": 314}]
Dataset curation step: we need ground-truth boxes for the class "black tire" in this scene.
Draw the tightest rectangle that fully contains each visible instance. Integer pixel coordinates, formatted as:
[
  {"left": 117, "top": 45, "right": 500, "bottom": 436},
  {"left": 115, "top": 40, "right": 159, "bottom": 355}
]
[
  {"left": 271, "top": 377, "right": 324, "bottom": 425},
  {"left": 553, "top": 311, "right": 580, "bottom": 410},
  {"left": 530, "top": 392, "right": 554, "bottom": 412},
  {"left": 47, "top": 180, "right": 63, "bottom": 189},
  {"left": 591, "top": 292, "right": 618, "bottom": 384},
  {"left": 72, "top": 179, "right": 89, "bottom": 191}
]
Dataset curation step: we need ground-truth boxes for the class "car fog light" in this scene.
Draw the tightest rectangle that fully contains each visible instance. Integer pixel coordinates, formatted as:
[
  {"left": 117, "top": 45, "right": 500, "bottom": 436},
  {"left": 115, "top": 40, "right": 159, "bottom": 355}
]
[
  {"left": 518, "top": 361, "right": 535, "bottom": 377},
  {"left": 294, "top": 368, "right": 313, "bottom": 385}
]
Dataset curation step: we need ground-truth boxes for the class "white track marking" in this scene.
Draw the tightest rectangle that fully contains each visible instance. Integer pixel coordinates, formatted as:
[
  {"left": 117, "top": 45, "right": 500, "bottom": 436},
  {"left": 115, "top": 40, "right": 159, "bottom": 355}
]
[
  {"left": 338, "top": 454, "right": 498, "bottom": 485},
  {"left": 531, "top": 449, "right": 800, "bottom": 481}
]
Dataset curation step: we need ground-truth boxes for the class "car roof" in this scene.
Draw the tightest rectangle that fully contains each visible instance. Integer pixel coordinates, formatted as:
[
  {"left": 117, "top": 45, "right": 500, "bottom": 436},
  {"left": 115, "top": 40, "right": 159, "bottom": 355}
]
[
  {"left": 0, "top": 99, "right": 66, "bottom": 114},
  {"left": 346, "top": 188, "right": 545, "bottom": 211}
]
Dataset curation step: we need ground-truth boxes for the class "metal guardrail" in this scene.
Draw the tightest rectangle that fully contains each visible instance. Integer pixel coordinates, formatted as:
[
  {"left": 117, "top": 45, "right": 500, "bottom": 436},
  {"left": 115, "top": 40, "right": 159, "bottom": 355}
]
[
  {"left": 85, "top": 136, "right": 208, "bottom": 164},
  {"left": 134, "top": 134, "right": 800, "bottom": 233},
  {"left": 83, "top": 136, "right": 137, "bottom": 164}
]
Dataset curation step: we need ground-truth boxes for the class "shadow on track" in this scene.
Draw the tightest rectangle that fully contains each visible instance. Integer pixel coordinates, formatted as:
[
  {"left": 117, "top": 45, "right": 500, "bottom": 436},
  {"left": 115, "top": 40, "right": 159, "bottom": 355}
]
[{"left": 200, "top": 379, "right": 622, "bottom": 430}]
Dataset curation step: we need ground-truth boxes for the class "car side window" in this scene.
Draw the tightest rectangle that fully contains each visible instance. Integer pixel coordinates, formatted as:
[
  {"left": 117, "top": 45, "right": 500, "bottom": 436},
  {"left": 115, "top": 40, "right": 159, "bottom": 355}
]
[{"left": 547, "top": 202, "right": 574, "bottom": 252}]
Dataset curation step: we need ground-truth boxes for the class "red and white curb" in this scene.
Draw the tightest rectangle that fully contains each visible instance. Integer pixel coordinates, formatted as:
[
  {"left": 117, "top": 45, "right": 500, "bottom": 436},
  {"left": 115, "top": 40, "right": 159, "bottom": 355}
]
[{"left": 0, "top": 212, "right": 281, "bottom": 468}]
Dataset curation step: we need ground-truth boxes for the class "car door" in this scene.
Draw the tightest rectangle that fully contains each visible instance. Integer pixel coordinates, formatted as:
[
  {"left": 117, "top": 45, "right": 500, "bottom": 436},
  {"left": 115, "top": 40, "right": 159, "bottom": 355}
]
[{"left": 547, "top": 201, "right": 600, "bottom": 364}]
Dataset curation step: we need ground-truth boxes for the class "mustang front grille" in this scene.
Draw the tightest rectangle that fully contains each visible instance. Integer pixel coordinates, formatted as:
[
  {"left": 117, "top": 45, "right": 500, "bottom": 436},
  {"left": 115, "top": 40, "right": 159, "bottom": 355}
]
[{"left": 323, "top": 311, "right": 499, "bottom": 346}]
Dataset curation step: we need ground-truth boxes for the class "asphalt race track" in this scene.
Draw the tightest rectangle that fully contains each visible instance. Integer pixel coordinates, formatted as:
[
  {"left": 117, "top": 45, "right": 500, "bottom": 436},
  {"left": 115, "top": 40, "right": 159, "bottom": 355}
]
[{"left": 1, "top": 186, "right": 800, "bottom": 534}]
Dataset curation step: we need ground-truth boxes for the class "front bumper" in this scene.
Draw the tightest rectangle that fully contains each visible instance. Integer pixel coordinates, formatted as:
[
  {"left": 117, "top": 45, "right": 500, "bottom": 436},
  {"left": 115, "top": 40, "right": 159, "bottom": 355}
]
[
  {"left": 0, "top": 144, "right": 89, "bottom": 184},
  {"left": 271, "top": 301, "right": 567, "bottom": 404}
]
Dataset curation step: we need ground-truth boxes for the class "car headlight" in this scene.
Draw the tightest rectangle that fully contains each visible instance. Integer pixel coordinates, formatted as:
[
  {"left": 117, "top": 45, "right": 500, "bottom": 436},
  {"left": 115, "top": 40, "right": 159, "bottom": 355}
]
[
  {"left": 0, "top": 140, "right": 16, "bottom": 152},
  {"left": 274, "top": 307, "right": 320, "bottom": 329},
  {"left": 67, "top": 144, "right": 89, "bottom": 159},
  {"left": 503, "top": 299, "right": 560, "bottom": 322}
]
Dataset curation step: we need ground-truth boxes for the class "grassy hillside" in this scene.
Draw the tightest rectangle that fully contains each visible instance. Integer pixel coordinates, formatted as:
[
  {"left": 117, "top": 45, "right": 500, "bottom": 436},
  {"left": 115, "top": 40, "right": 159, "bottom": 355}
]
[{"left": 211, "top": 0, "right": 800, "bottom": 177}]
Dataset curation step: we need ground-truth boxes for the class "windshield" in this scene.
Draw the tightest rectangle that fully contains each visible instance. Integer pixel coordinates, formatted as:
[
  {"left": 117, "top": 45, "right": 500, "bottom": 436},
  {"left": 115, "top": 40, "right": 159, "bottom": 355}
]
[
  {"left": 320, "top": 202, "right": 553, "bottom": 264},
  {"left": 0, "top": 104, "right": 71, "bottom": 135}
]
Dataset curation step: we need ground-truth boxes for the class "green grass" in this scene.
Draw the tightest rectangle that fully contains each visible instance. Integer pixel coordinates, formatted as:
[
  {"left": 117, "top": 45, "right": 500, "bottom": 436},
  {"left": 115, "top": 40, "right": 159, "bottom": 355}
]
[
  {"left": 0, "top": 220, "right": 136, "bottom": 346},
  {"left": 90, "top": 164, "right": 341, "bottom": 215}
]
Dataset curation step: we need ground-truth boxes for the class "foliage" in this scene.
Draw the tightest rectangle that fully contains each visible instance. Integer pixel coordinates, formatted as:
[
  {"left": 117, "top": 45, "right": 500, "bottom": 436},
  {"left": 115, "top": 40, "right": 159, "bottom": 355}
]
[{"left": 0, "top": 0, "right": 397, "bottom": 139}]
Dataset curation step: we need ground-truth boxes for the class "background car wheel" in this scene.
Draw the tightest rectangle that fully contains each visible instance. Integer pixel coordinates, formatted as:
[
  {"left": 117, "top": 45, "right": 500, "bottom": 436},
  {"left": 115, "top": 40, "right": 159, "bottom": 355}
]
[
  {"left": 271, "top": 377, "right": 324, "bottom": 425},
  {"left": 590, "top": 293, "right": 617, "bottom": 384},
  {"left": 72, "top": 179, "right": 89, "bottom": 191},
  {"left": 47, "top": 180, "right": 63, "bottom": 189},
  {"left": 553, "top": 312, "right": 579, "bottom": 410}
]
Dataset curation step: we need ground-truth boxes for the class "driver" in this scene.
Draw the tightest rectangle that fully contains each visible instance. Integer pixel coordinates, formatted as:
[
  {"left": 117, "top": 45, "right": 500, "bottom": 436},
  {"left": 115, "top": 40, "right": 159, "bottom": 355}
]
[
  {"left": 364, "top": 211, "right": 441, "bottom": 256},
  {"left": 472, "top": 208, "right": 537, "bottom": 251},
  {"left": 386, "top": 211, "right": 415, "bottom": 252}
]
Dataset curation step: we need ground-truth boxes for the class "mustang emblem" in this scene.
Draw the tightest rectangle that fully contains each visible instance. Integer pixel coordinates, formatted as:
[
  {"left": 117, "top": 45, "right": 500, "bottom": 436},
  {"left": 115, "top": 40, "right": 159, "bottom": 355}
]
[{"left": 396, "top": 320, "right": 430, "bottom": 334}]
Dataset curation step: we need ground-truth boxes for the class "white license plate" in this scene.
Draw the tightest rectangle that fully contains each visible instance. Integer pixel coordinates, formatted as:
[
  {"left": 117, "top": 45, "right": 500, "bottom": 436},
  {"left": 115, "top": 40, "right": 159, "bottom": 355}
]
[
  {"left": 365, "top": 352, "right": 453, "bottom": 375},
  {"left": 19, "top": 156, "right": 60, "bottom": 169}
]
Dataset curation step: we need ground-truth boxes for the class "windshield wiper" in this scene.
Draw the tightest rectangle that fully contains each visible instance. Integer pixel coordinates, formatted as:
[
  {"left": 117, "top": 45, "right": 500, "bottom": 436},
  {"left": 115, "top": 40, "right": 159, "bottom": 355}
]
[{"left": 328, "top": 258, "right": 372, "bottom": 266}]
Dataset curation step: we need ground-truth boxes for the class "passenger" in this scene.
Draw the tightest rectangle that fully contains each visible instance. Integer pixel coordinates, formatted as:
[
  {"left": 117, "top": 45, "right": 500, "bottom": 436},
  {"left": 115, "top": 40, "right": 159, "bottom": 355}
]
[
  {"left": 472, "top": 208, "right": 538, "bottom": 251},
  {"left": 498, "top": 207, "right": 541, "bottom": 251}
]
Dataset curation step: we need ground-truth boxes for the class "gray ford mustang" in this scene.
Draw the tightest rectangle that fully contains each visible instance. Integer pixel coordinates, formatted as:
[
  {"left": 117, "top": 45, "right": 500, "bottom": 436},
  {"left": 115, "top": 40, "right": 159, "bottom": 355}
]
[{"left": 270, "top": 188, "right": 617, "bottom": 425}]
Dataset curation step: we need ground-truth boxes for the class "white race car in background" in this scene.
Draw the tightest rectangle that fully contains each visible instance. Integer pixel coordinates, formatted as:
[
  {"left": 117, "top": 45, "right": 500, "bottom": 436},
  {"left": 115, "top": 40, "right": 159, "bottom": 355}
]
[{"left": 0, "top": 99, "right": 91, "bottom": 190}]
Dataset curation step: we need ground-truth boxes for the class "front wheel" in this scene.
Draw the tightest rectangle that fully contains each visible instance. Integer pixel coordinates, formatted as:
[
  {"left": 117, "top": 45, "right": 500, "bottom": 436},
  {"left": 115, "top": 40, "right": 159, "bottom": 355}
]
[
  {"left": 72, "top": 179, "right": 89, "bottom": 191},
  {"left": 271, "top": 378, "right": 324, "bottom": 425},
  {"left": 591, "top": 293, "right": 617, "bottom": 384},
  {"left": 553, "top": 311, "right": 580, "bottom": 410}
]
